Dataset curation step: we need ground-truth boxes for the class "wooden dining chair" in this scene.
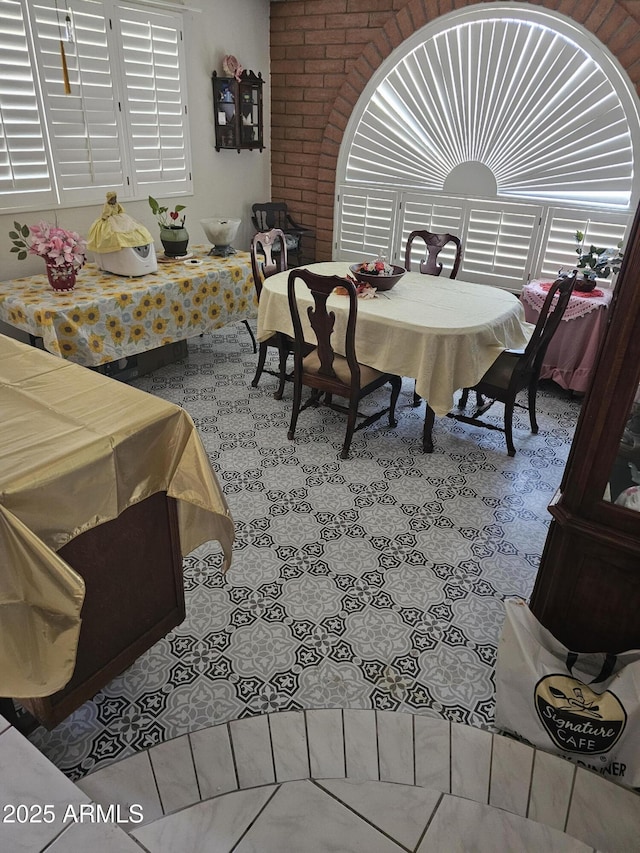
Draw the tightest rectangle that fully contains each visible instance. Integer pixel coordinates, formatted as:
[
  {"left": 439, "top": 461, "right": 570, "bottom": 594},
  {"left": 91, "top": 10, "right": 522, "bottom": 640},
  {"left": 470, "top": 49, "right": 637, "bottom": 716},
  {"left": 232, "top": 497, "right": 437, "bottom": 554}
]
[
  {"left": 251, "top": 202, "right": 313, "bottom": 268},
  {"left": 250, "top": 228, "right": 292, "bottom": 399},
  {"left": 405, "top": 229, "right": 464, "bottom": 408},
  {"left": 449, "top": 271, "right": 578, "bottom": 456},
  {"left": 287, "top": 268, "right": 402, "bottom": 459},
  {"left": 404, "top": 230, "right": 462, "bottom": 278}
]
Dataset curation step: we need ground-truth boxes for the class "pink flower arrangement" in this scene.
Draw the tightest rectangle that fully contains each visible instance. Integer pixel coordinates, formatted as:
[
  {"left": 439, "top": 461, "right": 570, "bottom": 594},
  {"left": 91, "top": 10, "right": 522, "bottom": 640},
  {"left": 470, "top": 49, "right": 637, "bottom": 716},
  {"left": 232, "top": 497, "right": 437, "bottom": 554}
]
[{"left": 10, "top": 221, "right": 87, "bottom": 270}]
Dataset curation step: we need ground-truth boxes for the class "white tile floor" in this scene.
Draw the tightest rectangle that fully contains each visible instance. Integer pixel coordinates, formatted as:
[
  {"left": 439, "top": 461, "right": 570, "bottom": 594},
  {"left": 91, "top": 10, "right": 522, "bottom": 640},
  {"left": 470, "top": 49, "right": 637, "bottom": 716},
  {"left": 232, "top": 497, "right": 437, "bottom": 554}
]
[{"left": 3, "top": 709, "right": 640, "bottom": 852}]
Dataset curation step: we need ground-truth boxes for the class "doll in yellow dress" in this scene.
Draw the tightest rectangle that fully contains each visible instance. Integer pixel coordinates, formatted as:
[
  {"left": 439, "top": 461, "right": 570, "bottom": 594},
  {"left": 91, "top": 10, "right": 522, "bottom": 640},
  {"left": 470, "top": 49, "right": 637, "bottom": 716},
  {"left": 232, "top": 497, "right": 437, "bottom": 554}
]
[{"left": 87, "top": 192, "right": 153, "bottom": 254}]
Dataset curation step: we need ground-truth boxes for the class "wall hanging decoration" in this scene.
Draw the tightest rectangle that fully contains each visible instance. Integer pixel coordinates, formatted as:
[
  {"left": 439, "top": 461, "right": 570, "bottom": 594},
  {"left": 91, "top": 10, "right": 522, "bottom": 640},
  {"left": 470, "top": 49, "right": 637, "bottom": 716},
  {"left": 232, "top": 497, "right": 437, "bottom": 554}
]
[{"left": 55, "top": 0, "right": 73, "bottom": 94}]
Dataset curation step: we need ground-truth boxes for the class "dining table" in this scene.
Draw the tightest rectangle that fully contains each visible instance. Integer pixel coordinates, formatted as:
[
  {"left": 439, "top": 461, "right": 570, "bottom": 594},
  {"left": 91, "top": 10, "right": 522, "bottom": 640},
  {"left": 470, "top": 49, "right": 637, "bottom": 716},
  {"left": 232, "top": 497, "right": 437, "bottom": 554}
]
[
  {"left": 257, "top": 261, "right": 532, "bottom": 450},
  {"left": 0, "top": 334, "right": 234, "bottom": 725},
  {"left": 0, "top": 246, "right": 256, "bottom": 368}
]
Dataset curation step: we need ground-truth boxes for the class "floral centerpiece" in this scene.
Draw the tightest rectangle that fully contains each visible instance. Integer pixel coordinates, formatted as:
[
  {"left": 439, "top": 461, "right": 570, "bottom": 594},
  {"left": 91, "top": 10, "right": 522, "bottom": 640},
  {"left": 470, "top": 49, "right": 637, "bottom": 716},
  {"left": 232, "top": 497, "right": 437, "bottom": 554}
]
[
  {"left": 10, "top": 221, "right": 86, "bottom": 291},
  {"left": 349, "top": 255, "right": 406, "bottom": 291},
  {"left": 354, "top": 257, "right": 395, "bottom": 276},
  {"left": 574, "top": 230, "right": 623, "bottom": 290}
]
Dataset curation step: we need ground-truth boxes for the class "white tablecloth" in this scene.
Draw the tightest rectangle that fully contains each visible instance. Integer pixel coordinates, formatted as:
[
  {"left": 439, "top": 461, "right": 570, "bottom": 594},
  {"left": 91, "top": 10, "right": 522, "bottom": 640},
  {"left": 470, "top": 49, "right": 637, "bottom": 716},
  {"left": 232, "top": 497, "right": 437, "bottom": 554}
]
[{"left": 258, "top": 262, "right": 531, "bottom": 416}]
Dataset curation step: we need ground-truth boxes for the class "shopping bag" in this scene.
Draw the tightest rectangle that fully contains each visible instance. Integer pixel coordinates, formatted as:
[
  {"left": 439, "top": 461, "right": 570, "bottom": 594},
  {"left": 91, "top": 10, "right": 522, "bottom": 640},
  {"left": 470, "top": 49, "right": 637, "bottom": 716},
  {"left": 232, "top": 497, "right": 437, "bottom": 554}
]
[{"left": 495, "top": 598, "right": 640, "bottom": 790}]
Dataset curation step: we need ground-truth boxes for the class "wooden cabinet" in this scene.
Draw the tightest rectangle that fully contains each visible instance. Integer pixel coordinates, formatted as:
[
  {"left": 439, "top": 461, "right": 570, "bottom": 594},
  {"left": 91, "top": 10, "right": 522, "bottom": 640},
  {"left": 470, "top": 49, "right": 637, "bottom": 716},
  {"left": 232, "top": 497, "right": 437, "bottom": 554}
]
[
  {"left": 212, "top": 70, "right": 264, "bottom": 152},
  {"left": 19, "top": 492, "right": 184, "bottom": 729},
  {"left": 529, "top": 204, "right": 640, "bottom": 653}
]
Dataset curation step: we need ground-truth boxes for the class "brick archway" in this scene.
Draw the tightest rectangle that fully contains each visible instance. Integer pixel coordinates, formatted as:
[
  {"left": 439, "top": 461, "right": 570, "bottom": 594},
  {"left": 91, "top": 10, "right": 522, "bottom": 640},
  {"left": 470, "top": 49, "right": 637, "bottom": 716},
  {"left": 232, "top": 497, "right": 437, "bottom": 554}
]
[{"left": 269, "top": 0, "right": 640, "bottom": 261}]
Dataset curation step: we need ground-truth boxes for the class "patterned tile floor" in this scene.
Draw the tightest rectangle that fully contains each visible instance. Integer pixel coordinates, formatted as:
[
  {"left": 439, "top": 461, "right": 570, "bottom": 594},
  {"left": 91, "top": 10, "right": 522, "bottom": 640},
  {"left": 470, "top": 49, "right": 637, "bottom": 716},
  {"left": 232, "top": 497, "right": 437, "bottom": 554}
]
[{"left": 27, "top": 320, "right": 582, "bottom": 781}]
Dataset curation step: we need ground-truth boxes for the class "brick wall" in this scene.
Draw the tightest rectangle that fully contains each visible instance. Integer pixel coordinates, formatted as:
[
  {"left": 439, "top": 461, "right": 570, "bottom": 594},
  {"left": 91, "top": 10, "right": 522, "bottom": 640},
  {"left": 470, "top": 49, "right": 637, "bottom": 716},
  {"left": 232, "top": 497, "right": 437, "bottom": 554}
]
[{"left": 270, "top": 0, "right": 640, "bottom": 262}]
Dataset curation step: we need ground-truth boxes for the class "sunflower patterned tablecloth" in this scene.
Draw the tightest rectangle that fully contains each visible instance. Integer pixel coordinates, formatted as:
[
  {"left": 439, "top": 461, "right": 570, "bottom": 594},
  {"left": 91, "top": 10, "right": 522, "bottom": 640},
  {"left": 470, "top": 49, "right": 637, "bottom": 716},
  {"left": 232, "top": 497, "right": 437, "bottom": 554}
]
[{"left": 0, "top": 247, "right": 257, "bottom": 366}]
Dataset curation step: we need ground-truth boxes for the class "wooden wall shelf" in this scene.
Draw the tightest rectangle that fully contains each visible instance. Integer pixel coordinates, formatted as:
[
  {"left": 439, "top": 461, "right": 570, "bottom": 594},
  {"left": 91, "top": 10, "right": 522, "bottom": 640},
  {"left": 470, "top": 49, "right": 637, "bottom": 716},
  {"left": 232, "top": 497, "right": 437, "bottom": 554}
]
[{"left": 212, "top": 70, "right": 264, "bottom": 153}]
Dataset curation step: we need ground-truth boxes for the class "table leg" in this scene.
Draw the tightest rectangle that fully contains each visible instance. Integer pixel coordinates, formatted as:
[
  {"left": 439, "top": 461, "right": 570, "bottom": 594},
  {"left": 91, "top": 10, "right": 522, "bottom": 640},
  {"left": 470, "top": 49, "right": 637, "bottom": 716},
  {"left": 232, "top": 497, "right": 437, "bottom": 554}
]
[{"left": 423, "top": 404, "right": 435, "bottom": 453}]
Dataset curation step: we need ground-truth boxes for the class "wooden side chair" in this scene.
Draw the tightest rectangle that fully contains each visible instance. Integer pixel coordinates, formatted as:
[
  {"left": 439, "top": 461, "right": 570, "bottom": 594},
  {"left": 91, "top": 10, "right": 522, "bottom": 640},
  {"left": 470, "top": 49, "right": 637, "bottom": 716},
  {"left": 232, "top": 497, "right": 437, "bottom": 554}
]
[
  {"left": 286, "top": 268, "right": 402, "bottom": 459},
  {"left": 405, "top": 230, "right": 462, "bottom": 278},
  {"left": 405, "top": 229, "right": 463, "bottom": 407},
  {"left": 250, "top": 228, "right": 292, "bottom": 399},
  {"left": 404, "top": 231, "right": 462, "bottom": 410},
  {"left": 251, "top": 202, "right": 313, "bottom": 268},
  {"left": 449, "top": 271, "right": 578, "bottom": 456}
]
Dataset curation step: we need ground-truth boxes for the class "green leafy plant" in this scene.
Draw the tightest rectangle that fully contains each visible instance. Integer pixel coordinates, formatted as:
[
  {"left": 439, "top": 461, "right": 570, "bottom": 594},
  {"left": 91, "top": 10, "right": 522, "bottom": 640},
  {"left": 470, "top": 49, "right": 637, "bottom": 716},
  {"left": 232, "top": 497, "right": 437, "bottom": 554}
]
[
  {"left": 9, "top": 221, "right": 31, "bottom": 260},
  {"left": 148, "top": 196, "right": 186, "bottom": 228},
  {"left": 575, "top": 230, "right": 623, "bottom": 280}
]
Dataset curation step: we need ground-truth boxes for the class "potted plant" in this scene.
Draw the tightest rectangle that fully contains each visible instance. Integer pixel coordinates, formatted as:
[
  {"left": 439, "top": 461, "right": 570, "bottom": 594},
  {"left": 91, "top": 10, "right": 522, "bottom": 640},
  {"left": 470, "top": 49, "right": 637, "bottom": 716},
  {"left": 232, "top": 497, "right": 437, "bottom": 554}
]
[
  {"left": 574, "top": 230, "right": 623, "bottom": 291},
  {"left": 149, "top": 196, "right": 189, "bottom": 258},
  {"left": 9, "top": 221, "right": 86, "bottom": 291}
]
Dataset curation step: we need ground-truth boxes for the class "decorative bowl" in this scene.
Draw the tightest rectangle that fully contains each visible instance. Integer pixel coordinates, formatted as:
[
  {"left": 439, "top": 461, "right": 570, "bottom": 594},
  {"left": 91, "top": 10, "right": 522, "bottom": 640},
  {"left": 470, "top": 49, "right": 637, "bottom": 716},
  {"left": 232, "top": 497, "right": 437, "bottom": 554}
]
[
  {"left": 200, "top": 217, "right": 241, "bottom": 256},
  {"left": 349, "top": 262, "right": 406, "bottom": 291}
]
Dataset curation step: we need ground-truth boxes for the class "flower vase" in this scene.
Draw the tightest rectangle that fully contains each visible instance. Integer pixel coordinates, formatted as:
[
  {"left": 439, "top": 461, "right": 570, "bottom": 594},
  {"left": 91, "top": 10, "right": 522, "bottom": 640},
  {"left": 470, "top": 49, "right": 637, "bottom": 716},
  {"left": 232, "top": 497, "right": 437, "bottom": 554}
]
[
  {"left": 45, "top": 260, "right": 77, "bottom": 291},
  {"left": 160, "top": 225, "right": 189, "bottom": 258}
]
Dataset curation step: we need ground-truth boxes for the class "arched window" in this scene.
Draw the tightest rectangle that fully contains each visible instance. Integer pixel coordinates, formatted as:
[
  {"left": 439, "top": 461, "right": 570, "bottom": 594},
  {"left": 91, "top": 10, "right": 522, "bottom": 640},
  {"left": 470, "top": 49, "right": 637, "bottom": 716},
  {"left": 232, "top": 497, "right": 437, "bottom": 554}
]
[{"left": 335, "top": 4, "right": 640, "bottom": 289}]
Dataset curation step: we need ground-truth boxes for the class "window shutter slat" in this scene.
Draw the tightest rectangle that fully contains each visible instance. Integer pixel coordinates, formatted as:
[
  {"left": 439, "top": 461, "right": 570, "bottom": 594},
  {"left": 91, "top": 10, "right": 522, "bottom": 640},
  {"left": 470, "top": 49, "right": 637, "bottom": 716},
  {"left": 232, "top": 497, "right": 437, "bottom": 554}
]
[{"left": 462, "top": 203, "right": 541, "bottom": 283}]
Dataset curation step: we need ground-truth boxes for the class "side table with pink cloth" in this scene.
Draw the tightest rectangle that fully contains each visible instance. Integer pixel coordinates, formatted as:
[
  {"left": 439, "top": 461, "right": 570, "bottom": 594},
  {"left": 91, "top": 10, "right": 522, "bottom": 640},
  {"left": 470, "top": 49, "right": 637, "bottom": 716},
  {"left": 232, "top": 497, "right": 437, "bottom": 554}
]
[{"left": 521, "top": 280, "right": 613, "bottom": 394}]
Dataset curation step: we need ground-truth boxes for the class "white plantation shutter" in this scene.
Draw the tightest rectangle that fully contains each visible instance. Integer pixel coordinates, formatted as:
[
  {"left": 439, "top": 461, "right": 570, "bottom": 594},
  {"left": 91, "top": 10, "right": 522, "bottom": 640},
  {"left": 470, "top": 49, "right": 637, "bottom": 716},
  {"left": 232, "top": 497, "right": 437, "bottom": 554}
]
[
  {"left": 0, "top": 0, "right": 190, "bottom": 212},
  {"left": 461, "top": 201, "right": 542, "bottom": 285},
  {"left": 30, "top": 0, "right": 126, "bottom": 204},
  {"left": 336, "top": 8, "right": 639, "bottom": 290},
  {"left": 0, "top": 0, "right": 56, "bottom": 207},
  {"left": 114, "top": 4, "right": 190, "bottom": 195},
  {"left": 346, "top": 17, "right": 635, "bottom": 208},
  {"left": 337, "top": 187, "right": 543, "bottom": 287},
  {"left": 399, "top": 194, "right": 464, "bottom": 273},
  {"left": 336, "top": 187, "right": 398, "bottom": 261},
  {"left": 539, "top": 208, "right": 630, "bottom": 285}
]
